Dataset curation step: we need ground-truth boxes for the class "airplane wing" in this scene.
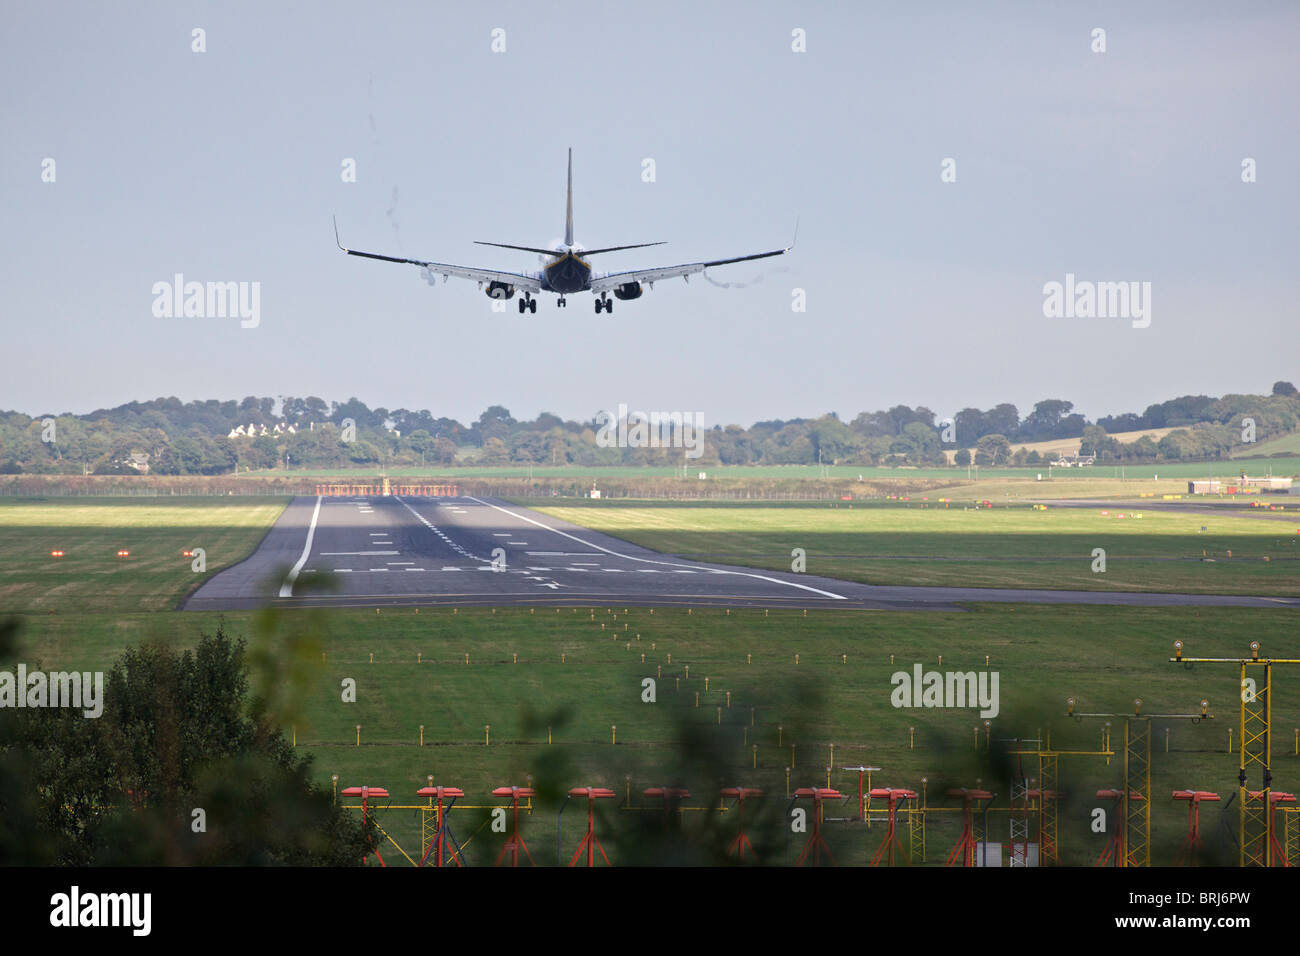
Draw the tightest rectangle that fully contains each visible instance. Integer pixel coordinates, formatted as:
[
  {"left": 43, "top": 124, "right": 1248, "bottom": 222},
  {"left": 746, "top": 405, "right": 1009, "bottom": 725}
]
[
  {"left": 588, "top": 239, "right": 794, "bottom": 294},
  {"left": 334, "top": 219, "right": 543, "bottom": 292}
]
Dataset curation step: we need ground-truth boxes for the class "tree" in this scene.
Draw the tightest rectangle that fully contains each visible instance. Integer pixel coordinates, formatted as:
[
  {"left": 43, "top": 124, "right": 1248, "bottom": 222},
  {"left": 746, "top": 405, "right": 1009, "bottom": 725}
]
[
  {"left": 1274, "top": 381, "right": 1298, "bottom": 397},
  {"left": 1021, "top": 400, "right": 1074, "bottom": 439},
  {"left": 975, "top": 433, "right": 1011, "bottom": 465},
  {"left": 0, "top": 620, "right": 370, "bottom": 865},
  {"left": 954, "top": 448, "right": 971, "bottom": 466}
]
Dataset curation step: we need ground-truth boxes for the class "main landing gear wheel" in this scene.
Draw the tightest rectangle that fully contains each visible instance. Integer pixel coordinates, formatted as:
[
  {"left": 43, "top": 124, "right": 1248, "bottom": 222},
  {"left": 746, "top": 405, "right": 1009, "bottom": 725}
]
[
  {"left": 594, "top": 298, "right": 603, "bottom": 314},
  {"left": 518, "top": 298, "right": 526, "bottom": 313},
  {"left": 528, "top": 298, "right": 537, "bottom": 313},
  {"left": 595, "top": 297, "right": 614, "bottom": 314}
]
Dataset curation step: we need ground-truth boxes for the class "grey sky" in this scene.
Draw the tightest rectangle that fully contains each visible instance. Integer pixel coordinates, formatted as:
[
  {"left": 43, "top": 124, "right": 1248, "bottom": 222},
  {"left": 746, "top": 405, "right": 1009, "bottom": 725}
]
[{"left": 2, "top": 1, "right": 1296, "bottom": 428}]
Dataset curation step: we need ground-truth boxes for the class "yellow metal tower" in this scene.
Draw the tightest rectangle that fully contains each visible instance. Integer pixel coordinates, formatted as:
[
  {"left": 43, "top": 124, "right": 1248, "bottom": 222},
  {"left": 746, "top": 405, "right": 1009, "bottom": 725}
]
[
  {"left": 1171, "top": 641, "right": 1299, "bottom": 867},
  {"left": 1067, "top": 696, "right": 1211, "bottom": 867}
]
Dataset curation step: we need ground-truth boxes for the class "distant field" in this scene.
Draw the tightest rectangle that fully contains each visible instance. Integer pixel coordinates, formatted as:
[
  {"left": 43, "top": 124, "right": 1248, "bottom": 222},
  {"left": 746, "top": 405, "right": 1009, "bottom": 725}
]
[
  {"left": 525, "top": 499, "right": 1300, "bottom": 596},
  {"left": 240, "top": 456, "right": 1300, "bottom": 482},
  {"left": 942, "top": 426, "right": 1180, "bottom": 464},
  {"left": 0, "top": 497, "right": 288, "bottom": 612},
  {"left": 8, "top": 603, "right": 1297, "bottom": 866},
  {"left": 1238, "top": 430, "right": 1300, "bottom": 458}
]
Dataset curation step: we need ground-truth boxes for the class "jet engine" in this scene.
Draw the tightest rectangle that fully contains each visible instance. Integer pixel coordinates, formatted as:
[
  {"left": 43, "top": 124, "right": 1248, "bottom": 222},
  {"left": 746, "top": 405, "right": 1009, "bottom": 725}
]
[
  {"left": 612, "top": 281, "right": 643, "bottom": 301},
  {"left": 485, "top": 281, "right": 515, "bottom": 300}
]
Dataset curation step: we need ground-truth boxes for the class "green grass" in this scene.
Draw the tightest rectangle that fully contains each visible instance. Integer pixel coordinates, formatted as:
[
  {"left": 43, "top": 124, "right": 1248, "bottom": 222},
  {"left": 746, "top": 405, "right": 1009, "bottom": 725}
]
[
  {"left": 1239, "top": 431, "right": 1300, "bottom": 458},
  {"left": 522, "top": 499, "right": 1300, "bottom": 595},
  {"left": 4, "top": 496, "right": 1297, "bottom": 865},
  {"left": 239, "top": 456, "right": 1300, "bottom": 481},
  {"left": 0, "top": 497, "right": 288, "bottom": 612},
  {"left": 8, "top": 603, "right": 1299, "bottom": 866}
]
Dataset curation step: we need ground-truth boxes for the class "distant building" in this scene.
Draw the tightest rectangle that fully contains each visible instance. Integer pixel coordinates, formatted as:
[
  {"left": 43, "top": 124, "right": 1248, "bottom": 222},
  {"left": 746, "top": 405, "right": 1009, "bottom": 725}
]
[
  {"left": 1240, "top": 475, "right": 1293, "bottom": 491},
  {"left": 1188, "top": 480, "right": 1221, "bottom": 494},
  {"left": 1051, "top": 455, "right": 1096, "bottom": 468}
]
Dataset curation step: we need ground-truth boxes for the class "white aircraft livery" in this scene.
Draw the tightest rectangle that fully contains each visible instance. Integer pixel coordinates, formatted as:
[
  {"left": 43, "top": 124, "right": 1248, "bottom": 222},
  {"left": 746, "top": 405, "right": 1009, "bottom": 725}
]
[{"left": 334, "top": 149, "right": 794, "bottom": 314}]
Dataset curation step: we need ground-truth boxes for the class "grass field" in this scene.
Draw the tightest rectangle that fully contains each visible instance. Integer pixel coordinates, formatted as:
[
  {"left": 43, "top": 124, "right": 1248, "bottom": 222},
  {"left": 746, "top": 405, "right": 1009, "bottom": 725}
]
[
  {"left": 942, "top": 426, "right": 1181, "bottom": 464},
  {"left": 1239, "top": 431, "right": 1300, "bottom": 458},
  {"left": 0, "top": 497, "right": 288, "bottom": 612},
  {"left": 3, "top": 496, "right": 1298, "bottom": 865},
  {"left": 524, "top": 499, "right": 1300, "bottom": 596},
  {"left": 7, "top": 603, "right": 1298, "bottom": 866},
  {"left": 241, "top": 455, "right": 1300, "bottom": 482}
]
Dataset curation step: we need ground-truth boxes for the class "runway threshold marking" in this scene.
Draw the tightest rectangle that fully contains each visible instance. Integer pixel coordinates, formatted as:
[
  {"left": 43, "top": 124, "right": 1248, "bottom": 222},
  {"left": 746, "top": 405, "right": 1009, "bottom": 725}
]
[
  {"left": 465, "top": 496, "right": 848, "bottom": 600},
  {"left": 278, "top": 495, "right": 323, "bottom": 598}
]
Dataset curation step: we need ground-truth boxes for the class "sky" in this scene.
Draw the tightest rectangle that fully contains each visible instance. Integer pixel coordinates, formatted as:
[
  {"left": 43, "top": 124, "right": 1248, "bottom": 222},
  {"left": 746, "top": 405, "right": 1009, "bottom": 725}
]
[{"left": 2, "top": 1, "right": 1297, "bottom": 429}]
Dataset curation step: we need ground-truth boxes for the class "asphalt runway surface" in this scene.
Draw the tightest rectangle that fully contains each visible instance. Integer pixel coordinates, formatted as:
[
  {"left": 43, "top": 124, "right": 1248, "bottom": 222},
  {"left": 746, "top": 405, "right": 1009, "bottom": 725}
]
[{"left": 181, "top": 495, "right": 1300, "bottom": 612}]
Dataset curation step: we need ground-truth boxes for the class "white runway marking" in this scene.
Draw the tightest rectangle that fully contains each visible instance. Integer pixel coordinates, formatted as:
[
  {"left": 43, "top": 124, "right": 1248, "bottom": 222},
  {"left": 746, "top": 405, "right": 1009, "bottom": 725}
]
[
  {"left": 466, "top": 496, "right": 848, "bottom": 600},
  {"left": 321, "top": 551, "right": 400, "bottom": 556},
  {"left": 279, "top": 496, "right": 322, "bottom": 598}
]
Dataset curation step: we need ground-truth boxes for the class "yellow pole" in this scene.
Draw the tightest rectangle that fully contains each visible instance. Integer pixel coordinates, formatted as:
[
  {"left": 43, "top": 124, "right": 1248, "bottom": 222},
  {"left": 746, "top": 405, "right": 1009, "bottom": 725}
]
[
  {"left": 547, "top": 725, "right": 552, "bottom": 745},
  {"left": 611, "top": 725, "right": 616, "bottom": 745},
  {"left": 752, "top": 745, "right": 757, "bottom": 769},
  {"left": 419, "top": 725, "right": 424, "bottom": 747},
  {"left": 909, "top": 727, "right": 915, "bottom": 750},
  {"left": 292, "top": 725, "right": 296, "bottom": 747},
  {"left": 355, "top": 725, "right": 360, "bottom": 746},
  {"left": 485, "top": 724, "right": 490, "bottom": 746},
  {"left": 785, "top": 767, "right": 790, "bottom": 797},
  {"left": 791, "top": 743, "right": 796, "bottom": 768}
]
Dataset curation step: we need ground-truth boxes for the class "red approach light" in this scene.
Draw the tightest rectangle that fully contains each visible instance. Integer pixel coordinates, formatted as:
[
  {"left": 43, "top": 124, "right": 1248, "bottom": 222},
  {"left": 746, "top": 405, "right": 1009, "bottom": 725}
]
[
  {"left": 341, "top": 786, "right": 390, "bottom": 799},
  {"left": 116, "top": 550, "right": 130, "bottom": 558},
  {"left": 182, "top": 550, "right": 194, "bottom": 557},
  {"left": 50, "top": 550, "right": 65, "bottom": 558}
]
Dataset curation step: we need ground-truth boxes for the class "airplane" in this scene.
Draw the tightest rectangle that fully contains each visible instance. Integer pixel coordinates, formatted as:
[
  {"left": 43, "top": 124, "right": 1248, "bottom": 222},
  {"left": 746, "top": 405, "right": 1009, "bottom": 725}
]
[{"left": 333, "top": 148, "right": 794, "bottom": 314}]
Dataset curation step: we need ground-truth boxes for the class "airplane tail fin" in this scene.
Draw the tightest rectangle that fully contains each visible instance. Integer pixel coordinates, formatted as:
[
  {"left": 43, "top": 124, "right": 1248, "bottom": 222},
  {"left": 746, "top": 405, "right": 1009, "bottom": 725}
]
[{"left": 564, "top": 147, "right": 574, "bottom": 247}]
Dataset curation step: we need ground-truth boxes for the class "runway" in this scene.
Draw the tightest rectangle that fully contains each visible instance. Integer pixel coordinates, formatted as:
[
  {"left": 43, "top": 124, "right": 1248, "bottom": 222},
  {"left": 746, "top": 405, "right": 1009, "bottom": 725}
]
[{"left": 181, "top": 495, "right": 1300, "bottom": 612}]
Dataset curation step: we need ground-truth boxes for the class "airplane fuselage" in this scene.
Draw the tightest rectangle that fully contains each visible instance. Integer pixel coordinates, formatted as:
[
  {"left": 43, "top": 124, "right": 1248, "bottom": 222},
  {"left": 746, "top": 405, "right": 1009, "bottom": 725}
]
[{"left": 540, "top": 249, "right": 592, "bottom": 294}]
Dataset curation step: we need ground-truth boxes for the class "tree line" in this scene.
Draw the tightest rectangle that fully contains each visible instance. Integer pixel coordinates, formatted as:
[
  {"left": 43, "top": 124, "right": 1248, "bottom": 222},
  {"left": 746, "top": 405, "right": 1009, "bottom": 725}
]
[{"left": 1, "top": 382, "right": 1295, "bottom": 474}]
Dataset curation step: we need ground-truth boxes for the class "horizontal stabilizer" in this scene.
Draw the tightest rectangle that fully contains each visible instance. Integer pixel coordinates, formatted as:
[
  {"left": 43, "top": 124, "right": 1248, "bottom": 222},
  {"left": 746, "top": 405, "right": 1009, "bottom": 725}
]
[
  {"left": 580, "top": 242, "right": 667, "bottom": 255},
  {"left": 474, "top": 241, "right": 567, "bottom": 255}
]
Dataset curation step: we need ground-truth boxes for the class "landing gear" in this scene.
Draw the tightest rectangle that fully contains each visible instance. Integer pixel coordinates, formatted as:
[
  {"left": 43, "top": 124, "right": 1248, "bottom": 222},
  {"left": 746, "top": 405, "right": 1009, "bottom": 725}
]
[
  {"left": 557, "top": 297, "right": 566, "bottom": 308},
  {"left": 594, "top": 295, "right": 613, "bottom": 314},
  {"left": 519, "top": 294, "right": 537, "bottom": 314},
  {"left": 518, "top": 297, "right": 527, "bottom": 313},
  {"left": 529, "top": 298, "right": 537, "bottom": 313}
]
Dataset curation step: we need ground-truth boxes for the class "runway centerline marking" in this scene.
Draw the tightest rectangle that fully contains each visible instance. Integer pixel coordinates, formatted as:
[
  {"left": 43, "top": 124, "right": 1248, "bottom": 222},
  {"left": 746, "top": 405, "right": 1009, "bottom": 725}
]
[
  {"left": 278, "top": 495, "right": 322, "bottom": 598},
  {"left": 465, "top": 496, "right": 848, "bottom": 600}
]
